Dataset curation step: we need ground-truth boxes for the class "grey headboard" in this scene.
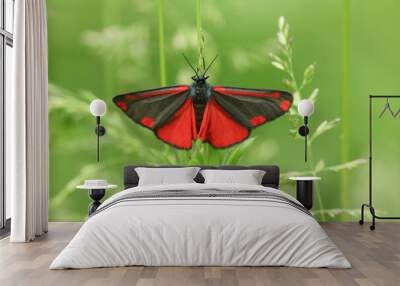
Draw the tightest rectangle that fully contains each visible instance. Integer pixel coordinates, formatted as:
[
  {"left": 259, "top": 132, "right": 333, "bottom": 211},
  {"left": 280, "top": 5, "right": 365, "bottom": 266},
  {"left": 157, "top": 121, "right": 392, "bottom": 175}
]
[{"left": 123, "top": 165, "right": 280, "bottom": 189}]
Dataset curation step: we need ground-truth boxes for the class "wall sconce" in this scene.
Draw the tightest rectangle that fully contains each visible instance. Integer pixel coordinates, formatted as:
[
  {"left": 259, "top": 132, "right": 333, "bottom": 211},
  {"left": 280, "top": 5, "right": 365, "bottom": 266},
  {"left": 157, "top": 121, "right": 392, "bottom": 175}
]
[
  {"left": 89, "top": 99, "right": 107, "bottom": 162},
  {"left": 298, "top": 99, "right": 314, "bottom": 162}
]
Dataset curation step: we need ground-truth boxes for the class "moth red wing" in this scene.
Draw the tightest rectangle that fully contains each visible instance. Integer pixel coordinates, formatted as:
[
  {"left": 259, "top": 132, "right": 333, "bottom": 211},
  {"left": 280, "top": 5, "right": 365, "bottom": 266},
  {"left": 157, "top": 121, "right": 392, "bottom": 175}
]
[
  {"left": 198, "top": 86, "right": 293, "bottom": 149},
  {"left": 212, "top": 86, "right": 293, "bottom": 129},
  {"left": 155, "top": 97, "right": 197, "bottom": 149},
  {"left": 113, "top": 85, "right": 197, "bottom": 149},
  {"left": 198, "top": 98, "right": 250, "bottom": 148}
]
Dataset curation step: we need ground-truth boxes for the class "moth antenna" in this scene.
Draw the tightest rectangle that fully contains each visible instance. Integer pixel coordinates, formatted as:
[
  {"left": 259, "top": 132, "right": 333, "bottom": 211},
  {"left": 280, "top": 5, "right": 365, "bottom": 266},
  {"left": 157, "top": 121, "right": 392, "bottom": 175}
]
[
  {"left": 182, "top": 54, "right": 199, "bottom": 77},
  {"left": 203, "top": 55, "right": 218, "bottom": 77}
]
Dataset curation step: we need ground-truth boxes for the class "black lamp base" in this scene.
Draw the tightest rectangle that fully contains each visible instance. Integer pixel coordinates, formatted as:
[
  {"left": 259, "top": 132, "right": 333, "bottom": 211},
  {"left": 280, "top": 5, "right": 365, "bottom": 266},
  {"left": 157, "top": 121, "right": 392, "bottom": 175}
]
[
  {"left": 95, "top": 125, "right": 106, "bottom": 136},
  {"left": 88, "top": 189, "right": 105, "bottom": 215},
  {"left": 298, "top": 125, "right": 309, "bottom": 136}
]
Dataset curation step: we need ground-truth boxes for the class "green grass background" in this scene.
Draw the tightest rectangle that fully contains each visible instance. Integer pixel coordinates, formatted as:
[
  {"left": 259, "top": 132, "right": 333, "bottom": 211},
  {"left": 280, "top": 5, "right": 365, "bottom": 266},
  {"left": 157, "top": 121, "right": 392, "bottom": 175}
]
[{"left": 46, "top": 0, "right": 400, "bottom": 221}]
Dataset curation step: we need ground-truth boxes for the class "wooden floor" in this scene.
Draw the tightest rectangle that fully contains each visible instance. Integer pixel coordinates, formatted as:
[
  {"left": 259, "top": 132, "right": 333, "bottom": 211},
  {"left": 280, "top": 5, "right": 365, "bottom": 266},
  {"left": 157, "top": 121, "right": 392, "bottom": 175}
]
[{"left": 0, "top": 222, "right": 399, "bottom": 286}]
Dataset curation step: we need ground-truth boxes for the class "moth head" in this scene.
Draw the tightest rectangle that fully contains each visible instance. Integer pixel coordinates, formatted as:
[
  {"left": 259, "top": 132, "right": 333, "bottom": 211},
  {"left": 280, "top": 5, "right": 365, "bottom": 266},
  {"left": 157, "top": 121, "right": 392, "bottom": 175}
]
[
  {"left": 183, "top": 54, "right": 217, "bottom": 84},
  {"left": 192, "top": 75, "right": 209, "bottom": 84}
]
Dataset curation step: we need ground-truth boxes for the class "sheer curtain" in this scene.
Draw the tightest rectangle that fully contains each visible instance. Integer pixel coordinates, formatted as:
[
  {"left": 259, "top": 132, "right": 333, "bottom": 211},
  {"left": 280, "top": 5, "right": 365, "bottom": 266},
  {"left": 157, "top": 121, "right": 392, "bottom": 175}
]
[{"left": 7, "top": 0, "right": 49, "bottom": 242}]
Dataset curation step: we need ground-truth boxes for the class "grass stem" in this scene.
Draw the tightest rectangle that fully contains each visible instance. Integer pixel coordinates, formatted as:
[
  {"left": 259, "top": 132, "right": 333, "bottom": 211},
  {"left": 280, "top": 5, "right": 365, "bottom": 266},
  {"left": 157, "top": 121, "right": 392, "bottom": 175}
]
[
  {"left": 157, "top": 0, "right": 167, "bottom": 86},
  {"left": 340, "top": 0, "right": 350, "bottom": 211}
]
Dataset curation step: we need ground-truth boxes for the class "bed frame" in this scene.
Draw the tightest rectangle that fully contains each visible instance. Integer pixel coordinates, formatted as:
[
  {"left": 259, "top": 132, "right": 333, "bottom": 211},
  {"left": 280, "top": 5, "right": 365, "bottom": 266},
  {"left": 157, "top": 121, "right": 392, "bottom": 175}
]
[{"left": 123, "top": 165, "right": 280, "bottom": 189}]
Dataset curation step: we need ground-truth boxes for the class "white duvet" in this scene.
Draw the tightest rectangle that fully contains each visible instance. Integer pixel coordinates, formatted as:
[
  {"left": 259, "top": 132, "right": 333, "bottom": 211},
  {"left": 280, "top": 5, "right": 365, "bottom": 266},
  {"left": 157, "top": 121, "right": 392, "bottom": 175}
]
[{"left": 50, "top": 183, "right": 350, "bottom": 269}]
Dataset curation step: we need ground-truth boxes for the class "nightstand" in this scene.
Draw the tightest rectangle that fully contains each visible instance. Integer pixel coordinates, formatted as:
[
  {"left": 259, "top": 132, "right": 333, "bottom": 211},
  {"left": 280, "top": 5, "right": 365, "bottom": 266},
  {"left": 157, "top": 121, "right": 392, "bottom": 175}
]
[
  {"left": 77, "top": 181, "right": 117, "bottom": 215},
  {"left": 289, "top": 177, "right": 321, "bottom": 210}
]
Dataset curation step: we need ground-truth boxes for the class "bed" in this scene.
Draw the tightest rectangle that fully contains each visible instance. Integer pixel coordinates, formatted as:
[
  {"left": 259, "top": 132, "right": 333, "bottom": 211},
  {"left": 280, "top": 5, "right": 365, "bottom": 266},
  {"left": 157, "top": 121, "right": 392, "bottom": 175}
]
[{"left": 50, "top": 165, "right": 350, "bottom": 269}]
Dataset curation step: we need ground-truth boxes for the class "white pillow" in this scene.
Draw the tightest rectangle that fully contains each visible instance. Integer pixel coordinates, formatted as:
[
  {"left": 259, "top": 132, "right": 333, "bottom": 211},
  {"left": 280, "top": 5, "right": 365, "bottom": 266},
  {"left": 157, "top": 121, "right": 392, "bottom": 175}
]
[
  {"left": 200, "top": 169, "right": 266, "bottom": 185},
  {"left": 135, "top": 167, "right": 200, "bottom": 186}
]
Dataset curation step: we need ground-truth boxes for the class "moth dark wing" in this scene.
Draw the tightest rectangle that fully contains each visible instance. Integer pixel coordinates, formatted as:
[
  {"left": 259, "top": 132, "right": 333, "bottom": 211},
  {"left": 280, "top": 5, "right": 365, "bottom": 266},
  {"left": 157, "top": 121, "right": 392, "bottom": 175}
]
[
  {"left": 113, "top": 85, "right": 197, "bottom": 149},
  {"left": 212, "top": 86, "right": 293, "bottom": 129},
  {"left": 113, "top": 85, "right": 190, "bottom": 130}
]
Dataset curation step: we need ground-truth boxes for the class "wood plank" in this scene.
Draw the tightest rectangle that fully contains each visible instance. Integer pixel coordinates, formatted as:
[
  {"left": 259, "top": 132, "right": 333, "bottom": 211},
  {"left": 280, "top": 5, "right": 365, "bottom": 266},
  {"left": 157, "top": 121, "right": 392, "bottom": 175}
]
[{"left": 0, "top": 222, "right": 399, "bottom": 286}]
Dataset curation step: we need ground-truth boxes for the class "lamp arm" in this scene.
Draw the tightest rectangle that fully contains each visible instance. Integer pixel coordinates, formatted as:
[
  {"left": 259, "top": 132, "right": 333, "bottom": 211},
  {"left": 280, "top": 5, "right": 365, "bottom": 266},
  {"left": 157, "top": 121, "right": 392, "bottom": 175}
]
[
  {"left": 297, "top": 116, "right": 310, "bottom": 162},
  {"left": 96, "top": 116, "right": 100, "bottom": 162},
  {"left": 94, "top": 116, "right": 106, "bottom": 162},
  {"left": 304, "top": 116, "right": 308, "bottom": 162}
]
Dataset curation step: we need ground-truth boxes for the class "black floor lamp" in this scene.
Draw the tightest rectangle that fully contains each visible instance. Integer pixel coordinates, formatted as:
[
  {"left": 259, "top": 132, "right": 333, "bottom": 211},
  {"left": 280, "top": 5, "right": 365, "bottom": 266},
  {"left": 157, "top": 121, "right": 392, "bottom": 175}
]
[{"left": 89, "top": 99, "right": 107, "bottom": 162}]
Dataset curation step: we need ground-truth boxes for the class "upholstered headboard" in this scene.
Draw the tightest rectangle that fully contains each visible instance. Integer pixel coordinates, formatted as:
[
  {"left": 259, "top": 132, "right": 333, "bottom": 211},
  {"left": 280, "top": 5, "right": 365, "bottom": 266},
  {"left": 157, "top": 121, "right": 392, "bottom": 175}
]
[{"left": 123, "top": 165, "right": 280, "bottom": 189}]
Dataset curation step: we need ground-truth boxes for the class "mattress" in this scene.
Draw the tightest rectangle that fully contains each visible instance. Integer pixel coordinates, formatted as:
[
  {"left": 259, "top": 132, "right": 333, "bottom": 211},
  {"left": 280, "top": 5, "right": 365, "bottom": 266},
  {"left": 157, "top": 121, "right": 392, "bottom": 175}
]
[{"left": 50, "top": 183, "right": 350, "bottom": 269}]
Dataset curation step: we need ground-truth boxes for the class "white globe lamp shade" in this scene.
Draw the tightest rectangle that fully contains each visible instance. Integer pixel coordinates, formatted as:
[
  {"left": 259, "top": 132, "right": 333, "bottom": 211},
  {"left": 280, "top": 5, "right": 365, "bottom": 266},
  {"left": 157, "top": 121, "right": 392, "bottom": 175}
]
[
  {"left": 90, "top": 99, "right": 107, "bottom": 117},
  {"left": 298, "top": 100, "right": 314, "bottom": 117}
]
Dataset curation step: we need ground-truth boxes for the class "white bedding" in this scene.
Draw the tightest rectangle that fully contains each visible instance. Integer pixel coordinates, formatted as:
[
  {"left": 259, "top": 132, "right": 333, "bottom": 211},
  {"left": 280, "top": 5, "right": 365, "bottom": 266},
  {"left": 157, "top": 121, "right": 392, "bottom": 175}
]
[{"left": 50, "top": 183, "right": 351, "bottom": 269}]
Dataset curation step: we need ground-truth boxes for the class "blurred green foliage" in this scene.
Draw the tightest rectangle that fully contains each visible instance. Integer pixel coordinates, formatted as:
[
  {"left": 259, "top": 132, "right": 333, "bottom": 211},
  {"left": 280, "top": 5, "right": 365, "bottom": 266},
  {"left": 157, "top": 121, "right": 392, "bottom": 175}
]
[{"left": 47, "top": 0, "right": 400, "bottom": 221}]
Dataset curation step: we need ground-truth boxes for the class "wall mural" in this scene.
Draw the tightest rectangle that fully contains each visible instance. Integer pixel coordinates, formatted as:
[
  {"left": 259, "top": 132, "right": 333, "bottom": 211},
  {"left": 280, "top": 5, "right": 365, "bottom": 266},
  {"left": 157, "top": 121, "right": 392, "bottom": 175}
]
[
  {"left": 47, "top": 0, "right": 400, "bottom": 222},
  {"left": 113, "top": 56, "right": 293, "bottom": 149}
]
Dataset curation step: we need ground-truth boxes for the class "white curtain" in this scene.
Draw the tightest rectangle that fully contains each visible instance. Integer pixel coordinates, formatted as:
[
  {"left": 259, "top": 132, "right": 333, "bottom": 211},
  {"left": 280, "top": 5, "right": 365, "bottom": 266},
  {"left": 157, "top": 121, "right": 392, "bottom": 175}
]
[{"left": 8, "top": 0, "right": 49, "bottom": 242}]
